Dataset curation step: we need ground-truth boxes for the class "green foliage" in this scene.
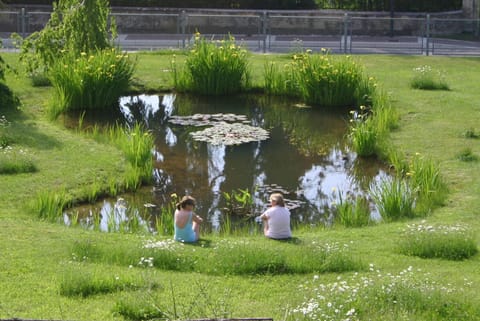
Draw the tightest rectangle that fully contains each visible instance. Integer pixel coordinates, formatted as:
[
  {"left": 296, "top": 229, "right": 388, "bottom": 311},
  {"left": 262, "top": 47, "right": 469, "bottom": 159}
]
[
  {"left": 172, "top": 33, "right": 251, "bottom": 95},
  {"left": 31, "top": 188, "right": 71, "bottom": 222},
  {"left": 406, "top": 153, "right": 448, "bottom": 214},
  {"left": 113, "top": 298, "right": 166, "bottom": 321},
  {"left": 17, "top": 0, "right": 116, "bottom": 75},
  {"left": 59, "top": 267, "right": 146, "bottom": 297},
  {"left": 289, "top": 265, "right": 476, "bottom": 321},
  {"left": 398, "top": 222, "right": 478, "bottom": 260},
  {"left": 72, "top": 238, "right": 364, "bottom": 275},
  {"left": 0, "top": 146, "right": 37, "bottom": 174},
  {"left": 371, "top": 177, "right": 416, "bottom": 221},
  {"left": 410, "top": 65, "right": 450, "bottom": 91},
  {"left": 221, "top": 188, "right": 254, "bottom": 217},
  {"left": 457, "top": 148, "right": 479, "bottom": 162},
  {"left": 48, "top": 49, "right": 136, "bottom": 117},
  {"left": 333, "top": 191, "right": 372, "bottom": 228},
  {"left": 349, "top": 114, "right": 379, "bottom": 157},
  {"left": 155, "top": 194, "right": 177, "bottom": 236},
  {"left": 264, "top": 50, "right": 373, "bottom": 108}
]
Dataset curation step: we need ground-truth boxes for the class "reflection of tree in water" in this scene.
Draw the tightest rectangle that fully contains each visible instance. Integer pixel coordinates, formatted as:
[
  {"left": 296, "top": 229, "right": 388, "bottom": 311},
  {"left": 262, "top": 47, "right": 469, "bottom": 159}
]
[
  {"left": 207, "top": 144, "right": 226, "bottom": 229},
  {"left": 119, "top": 94, "right": 161, "bottom": 127}
]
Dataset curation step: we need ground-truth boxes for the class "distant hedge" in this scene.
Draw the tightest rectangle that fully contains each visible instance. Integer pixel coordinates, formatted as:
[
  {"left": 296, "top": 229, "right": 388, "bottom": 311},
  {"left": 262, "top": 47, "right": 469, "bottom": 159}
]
[{"left": 2, "top": 0, "right": 462, "bottom": 11}]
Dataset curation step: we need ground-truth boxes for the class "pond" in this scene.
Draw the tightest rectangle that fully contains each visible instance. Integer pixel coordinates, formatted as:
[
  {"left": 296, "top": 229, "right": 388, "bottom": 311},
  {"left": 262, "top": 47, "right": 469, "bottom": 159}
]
[{"left": 64, "top": 94, "right": 388, "bottom": 233}]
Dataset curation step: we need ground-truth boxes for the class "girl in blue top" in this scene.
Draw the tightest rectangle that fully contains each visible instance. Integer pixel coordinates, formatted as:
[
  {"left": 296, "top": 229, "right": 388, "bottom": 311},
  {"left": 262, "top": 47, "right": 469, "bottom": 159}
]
[{"left": 174, "top": 195, "right": 203, "bottom": 243}]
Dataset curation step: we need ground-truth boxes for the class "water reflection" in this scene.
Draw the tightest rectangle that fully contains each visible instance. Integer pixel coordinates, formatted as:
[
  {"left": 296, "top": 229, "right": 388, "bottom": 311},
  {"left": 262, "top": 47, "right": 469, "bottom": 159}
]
[{"left": 68, "top": 93, "right": 389, "bottom": 231}]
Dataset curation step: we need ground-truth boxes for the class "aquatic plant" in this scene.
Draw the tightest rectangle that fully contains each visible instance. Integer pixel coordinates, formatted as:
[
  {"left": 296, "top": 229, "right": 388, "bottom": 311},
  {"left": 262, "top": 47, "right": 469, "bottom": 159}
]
[
  {"left": 406, "top": 153, "right": 447, "bottom": 214},
  {"left": 154, "top": 194, "right": 177, "bottom": 236},
  {"left": 172, "top": 33, "right": 251, "bottom": 95},
  {"left": 264, "top": 50, "right": 372, "bottom": 108},
  {"left": 410, "top": 65, "right": 449, "bottom": 90},
  {"left": 398, "top": 221, "right": 478, "bottom": 260},
  {"left": 332, "top": 190, "right": 372, "bottom": 228},
  {"left": 288, "top": 265, "right": 477, "bottom": 321},
  {"left": 371, "top": 177, "right": 416, "bottom": 221},
  {"left": 31, "top": 188, "right": 71, "bottom": 222},
  {"left": 48, "top": 48, "right": 136, "bottom": 118}
]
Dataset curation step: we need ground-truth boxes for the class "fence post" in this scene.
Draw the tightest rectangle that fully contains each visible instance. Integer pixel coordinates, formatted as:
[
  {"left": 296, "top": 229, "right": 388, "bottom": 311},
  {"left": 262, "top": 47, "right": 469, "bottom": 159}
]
[
  {"left": 261, "top": 11, "right": 268, "bottom": 53},
  {"left": 20, "top": 7, "right": 27, "bottom": 38},
  {"left": 425, "top": 14, "right": 430, "bottom": 56},
  {"left": 343, "top": 13, "right": 349, "bottom": 54},
  {"left": 180, "top": 10, "right": 187, "bottom": 49}
]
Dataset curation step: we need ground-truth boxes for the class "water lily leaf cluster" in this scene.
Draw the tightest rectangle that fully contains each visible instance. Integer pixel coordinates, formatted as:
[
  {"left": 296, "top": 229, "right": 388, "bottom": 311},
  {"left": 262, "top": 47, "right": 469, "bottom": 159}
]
[{"left": 168, "top": 113, "right": 269, "bottom": 146}]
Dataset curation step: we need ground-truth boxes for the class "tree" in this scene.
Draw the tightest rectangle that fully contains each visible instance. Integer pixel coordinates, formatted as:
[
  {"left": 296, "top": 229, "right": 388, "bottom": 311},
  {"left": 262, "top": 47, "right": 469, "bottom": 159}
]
[{"left": 17, "top": 0, "right": 116, "bottom": 75}]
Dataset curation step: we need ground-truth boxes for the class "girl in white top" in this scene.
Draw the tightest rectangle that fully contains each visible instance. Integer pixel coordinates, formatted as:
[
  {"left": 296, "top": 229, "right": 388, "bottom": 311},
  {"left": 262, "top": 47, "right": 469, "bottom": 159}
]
[{"left": 260, "top": 193, "right": 292, "bottom": 239}]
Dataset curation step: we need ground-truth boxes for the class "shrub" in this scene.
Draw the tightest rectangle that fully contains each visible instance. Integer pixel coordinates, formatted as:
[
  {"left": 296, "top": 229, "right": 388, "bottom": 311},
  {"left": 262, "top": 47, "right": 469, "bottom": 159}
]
[
  {"left": 399, "top": 222, "right": 478, "bottom": 260},
  {"left": 173, "top": 33, "right": 251, "bottom": 95},
  {"left": 410, "top": 65, "right": 449, "bottom": 90},
  {"left": 48, "top": 49, "right": 136, "bottom": 118}
]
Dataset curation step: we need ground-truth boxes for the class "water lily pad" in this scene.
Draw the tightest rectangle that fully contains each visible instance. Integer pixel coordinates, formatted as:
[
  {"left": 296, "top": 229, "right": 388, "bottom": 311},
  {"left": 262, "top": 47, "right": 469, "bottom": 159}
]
[{"left": 190, "top": 122, "right": 269, "bottom": 146}]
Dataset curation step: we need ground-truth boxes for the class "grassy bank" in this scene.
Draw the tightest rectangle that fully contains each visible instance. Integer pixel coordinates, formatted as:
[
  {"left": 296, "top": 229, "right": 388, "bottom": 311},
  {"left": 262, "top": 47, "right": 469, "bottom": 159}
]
[{"left": 0, "top": 52, "right": 479, "bottom": 320}]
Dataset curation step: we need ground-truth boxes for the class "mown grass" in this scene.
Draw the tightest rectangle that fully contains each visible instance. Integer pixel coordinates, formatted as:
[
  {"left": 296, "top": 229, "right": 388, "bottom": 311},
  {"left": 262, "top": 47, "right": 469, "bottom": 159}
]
[{"left": 0, "top": 52, "right": 479, "bottom": 321}]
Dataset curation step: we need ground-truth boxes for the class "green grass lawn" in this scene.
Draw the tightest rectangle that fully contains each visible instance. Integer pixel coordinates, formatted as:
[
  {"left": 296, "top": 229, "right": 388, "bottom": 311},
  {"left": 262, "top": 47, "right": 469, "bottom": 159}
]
[{"left": 0, "top": 52, "right": 479, "bottom": 320}]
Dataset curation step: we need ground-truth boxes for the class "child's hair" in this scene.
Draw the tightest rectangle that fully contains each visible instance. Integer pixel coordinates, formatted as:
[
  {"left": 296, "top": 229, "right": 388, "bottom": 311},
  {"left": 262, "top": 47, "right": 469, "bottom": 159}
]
[
  {"left": 269, "top": 193, "right": 285, "bottom": 207},
  {"left": 177, "top": 195, "right": 196, "bottom": 210}
]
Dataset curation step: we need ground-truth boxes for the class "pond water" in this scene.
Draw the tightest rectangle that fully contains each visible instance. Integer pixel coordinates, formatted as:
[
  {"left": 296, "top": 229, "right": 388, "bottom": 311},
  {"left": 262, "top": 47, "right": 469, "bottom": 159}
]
[{"left": 65, "top": 94, "right": 388, "bottom": 233}]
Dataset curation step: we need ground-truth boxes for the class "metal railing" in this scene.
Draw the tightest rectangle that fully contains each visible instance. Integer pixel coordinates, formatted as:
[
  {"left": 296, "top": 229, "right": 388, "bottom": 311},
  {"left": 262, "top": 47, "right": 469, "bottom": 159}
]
[{"left": 1, "top": 8, "right": 480, "bottom": 55}]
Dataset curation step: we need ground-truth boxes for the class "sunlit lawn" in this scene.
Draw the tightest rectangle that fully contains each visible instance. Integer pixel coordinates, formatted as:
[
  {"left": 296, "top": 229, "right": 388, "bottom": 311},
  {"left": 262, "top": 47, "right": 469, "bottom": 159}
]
[{"left": 0, "top": 51, "right": 479, "bottom": 320}]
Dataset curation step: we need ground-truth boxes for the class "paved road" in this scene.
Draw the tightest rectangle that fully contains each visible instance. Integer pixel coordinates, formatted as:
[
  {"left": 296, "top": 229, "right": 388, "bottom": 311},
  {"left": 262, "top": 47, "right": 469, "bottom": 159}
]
[{"left": 2, "top": 32, "right": 480, "bottom": 55}]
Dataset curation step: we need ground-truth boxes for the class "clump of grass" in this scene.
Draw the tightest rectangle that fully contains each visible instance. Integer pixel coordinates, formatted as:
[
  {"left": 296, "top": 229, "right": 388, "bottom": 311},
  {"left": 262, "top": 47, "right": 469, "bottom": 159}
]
[
  {"left": 0, "top": 146, "right": 37, "bottom": 174},
  {"left": 457, "top": 148, "right": 478, "bottom": 162},
  {"left": 113, "top": 298, "right": 166, "bottom": 321},
  {"left": 348, "top": 113, "right": 379, "bottom": 157},
  {"left": 172, "top": 33, "right": 250, "bottom": 95},
  {"left": 398, "top": 221, "right": 478, "bottom": 260},
  {"left": 462, "top": 128, "right": 479, "bottom": 139},
  {"left": 410, "top": 65, "right": 449, "bottom": 90},
  {"left": 155, "top": 194, "right": 177, "bottom": 236},
  {"left": 333, "top": 190, "right": 372, "bottom": 228},
  {"left": 48, "top": 48, "right": 136, "bottom": 119},
  {"left": 59, "top": 267, "right": 146, "bottom": 298},
  {"left": 371, "top": 177, "right": 416, "bottom": 221},
  {"left": 288, "top": 265, "right": 478, "bottom": 321},
  {"left": 264, "top": 50, "right": 373, "bottom": 108},
  {"left": 31, "top": 188, "right": 71, "bottom": 222},
  {"left": 406, "top": 153, "right": 448, "bottom": 214}
]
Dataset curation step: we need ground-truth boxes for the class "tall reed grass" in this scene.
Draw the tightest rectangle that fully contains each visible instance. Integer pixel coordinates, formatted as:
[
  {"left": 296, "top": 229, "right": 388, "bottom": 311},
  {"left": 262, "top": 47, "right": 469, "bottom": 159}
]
[
  {"left": 371, "top": 177, "right": 416, "bottom": 221},
  {"left": 31, "top": 188, "right": 71, "bottom": 222},
  {"left": 333, "top": 191, "right": 372, "bottom": 228},
  {"left": 264, "top": 51, "right": 372, "bottom": 108},
  {"left": 172, "top": 33, "right": 250, "bottom": 95},
  {"left": 48, "top": 48, "right": 136, "bottom": 118}
]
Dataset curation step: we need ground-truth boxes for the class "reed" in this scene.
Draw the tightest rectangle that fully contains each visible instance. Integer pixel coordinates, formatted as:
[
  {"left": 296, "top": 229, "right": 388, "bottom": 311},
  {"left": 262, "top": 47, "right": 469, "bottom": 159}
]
[
  {"left": 31, "top": 188, "right": 71, "bottom": 222},
  {"left": 371, "top": 177, "right": 416, "bottom": 221},
  {"left": 264, "top": 51, "right": 372, "bottom": 108},
  {"left": 348, "top": 116, "right": 379, "bottom": 157},
  {"left": 172, "top": 33, "right": 250, "bottom": 95},
  {"left": 407, "top": 153, "right": 448, "bottom": 214},
  {"left": 48, "top": 48, "right": 136, "bottom": 118},
  {"left": 334, "top": 192, "right": 372, "bottom": 228}
]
